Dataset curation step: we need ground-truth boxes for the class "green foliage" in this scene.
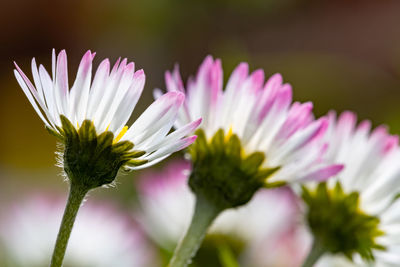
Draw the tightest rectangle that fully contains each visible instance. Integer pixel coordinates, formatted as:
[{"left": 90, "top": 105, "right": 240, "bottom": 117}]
[
  {"left": 302, "top": 182, "right": 385, "bottom": 262},
  {"left": 188, "top": 128, "right": 280, "bottom": 210},
  {"left": 57, "top": 115, "right": 146, "bottom": 189}
]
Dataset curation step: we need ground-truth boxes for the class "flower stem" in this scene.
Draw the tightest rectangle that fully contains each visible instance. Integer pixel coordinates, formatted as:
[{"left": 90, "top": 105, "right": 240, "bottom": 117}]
[
  {"left": 302, "top": 239, "right": 325, "bottom": 267},
  {"left": 50, "top": 182, "right": 89, "bottom": 267},
  {"left": 168, "top": 194, "right": 222, "bottom": 267}
]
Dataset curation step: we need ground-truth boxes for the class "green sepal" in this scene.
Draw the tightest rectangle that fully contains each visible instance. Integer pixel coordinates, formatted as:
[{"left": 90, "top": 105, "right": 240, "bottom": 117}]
[
  {"left": 210, "top": 129, "right": 225, "bottom": 155},
  {"left": 264, "top": 180, "right": 286, "bottom": 189},
  {"left": 225, "top": 134, "right": 241, "bottom": 163},
  {"left": 45, "top": 126, "right": 64, "bottom": 141},
  {"left": 95, "top": 132, "right": 114, "bottom": 155},
  {"left": 78, "top": 120, "right": 97, "bottom": 143},
  {"left": 189, "top": 129, "right": 208, "bottom": 162},
  {"left": 122, "top": 150, "right": 146, "bottom": 159},
  {"left": 60, "top": 115, "right": 79, "bottom": 143},
  {"left": 188, "top": 128, "right": 282, "bottom": 210},
  {"left": 256, "top": 166, "right": 281, "bottom": 182},
  {"left": 112, "top": 141, "right": 134, "bottom": 154},
  {"left": 241, "top": 152, "right": 265, "bottom": 175},
  {"left": 57, "top": 116, "right": 147, "bottom": 189},
  {"left": 125, "top": 159, "right": 149, "bottom": 167}
]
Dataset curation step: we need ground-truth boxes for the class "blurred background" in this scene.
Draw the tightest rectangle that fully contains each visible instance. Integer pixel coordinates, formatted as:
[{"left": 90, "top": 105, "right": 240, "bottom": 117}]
[{"left": 1, "top": 0, "right": 400, "bottom": 266}]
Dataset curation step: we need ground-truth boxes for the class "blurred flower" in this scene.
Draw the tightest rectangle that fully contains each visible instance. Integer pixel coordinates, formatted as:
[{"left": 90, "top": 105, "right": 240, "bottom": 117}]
[
  {"left": 0, "top": 195, "right": 158, "bottom": 267},
  {"left": 136, "top": 159, "right": 309, "bottom": 266},
  {"left": 302, "top": 111, "right": 400, "bottom": 266}
]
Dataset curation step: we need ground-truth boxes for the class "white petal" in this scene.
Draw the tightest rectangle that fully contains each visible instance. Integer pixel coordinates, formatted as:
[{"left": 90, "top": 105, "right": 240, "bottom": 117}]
[
  {"left": 108, "top": 70, "right": 145, "bottom": 133},
  {"left": 86, "top": 58, "right": 110, "bottom": 121},
  {"left": 14, "top": 70, "right": 51, "bottom": 127},
  {"left": 70, "top": 50, "right": 95, "bottom": 126},
  {"left": 123, "top": 92, "right": 184, "bottom": 142}
]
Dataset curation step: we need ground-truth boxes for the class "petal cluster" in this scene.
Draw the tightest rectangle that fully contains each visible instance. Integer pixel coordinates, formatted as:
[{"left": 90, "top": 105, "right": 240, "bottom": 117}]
[
  {"left": 159, "top": 56, "right": 342, "bottom": 183},
  {"left": 314, "top": 111, "right": 400, "bottom": 265},
  {"left": 14, "top": 50, "right": 200, "bottom": 170}
]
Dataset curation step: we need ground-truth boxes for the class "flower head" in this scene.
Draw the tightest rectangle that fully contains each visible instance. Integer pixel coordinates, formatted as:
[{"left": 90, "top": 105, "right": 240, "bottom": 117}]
[
  {"left": 136, "top": 159, "right": 307, "bottom": 266},
  {"left": 302, "top": 111, "right": 400, "bottom": 265},
  {"left": 0, "top": 195, "right": 157, "bottom": 267},
  {"left": 14, "top": 50, "right": 200, "bottom": 188},
  {"left": 158, "top": 56, "right": 342, "bottom": 208}
]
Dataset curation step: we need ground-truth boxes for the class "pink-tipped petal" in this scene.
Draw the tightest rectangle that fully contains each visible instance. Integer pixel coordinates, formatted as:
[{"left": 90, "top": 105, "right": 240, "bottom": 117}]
[
  {"left": 336, "top": 111, "right": 357, "bottom": 138},
  {"left": 278, "top": 102, "right": 313, "bottom": 140},
  {"left": 124, "top": 91, "right": 185, "bottom": 142},
  {"left": 302, "top": 118, "right": 329, "bottom": 148},
  {"left": 14, "top": 69, "right": 51, "bottom": 127},
  {"left": 224, "top": 62, "right": 249, "bottom": 94},
  {"left": 210, "top": 59, "right": 223, "bottom": 104},
  {"left": 55, "top": 50, "right": 69, "bottom": 96},
  {"left": 14, "top": 63, "right": 56, "bottom": 125},
  {"left": 383, "top": 135, "right": 399, "bottom": 155},
  {"left": 110, "top": 57, "right": 121, "bottom": 75},
  {"left": 263, "top": 73, "right": 283, "bottom": 93},
  {"left": 86, "top": 58, "right": 110, "bottom": 120},
  {"left": 301, "top": 164, "right": 344, "bottom": 182},
  {"left": 250, "top": 69, "right": 265, "bottom": 89},
  {"left": 357, "top": 120, "right": 372, "bottom": 133},
  {"left": 145, "top": 135, "right": 197, "bottom": 162},
  {"left": 71, "top": 50, "right": 95, "bottom": 124}
]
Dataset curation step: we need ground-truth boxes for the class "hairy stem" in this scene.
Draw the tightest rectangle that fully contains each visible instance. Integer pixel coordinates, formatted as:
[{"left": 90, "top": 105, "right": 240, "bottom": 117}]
[
  {"left": 302, "top": 239, "right": 325, "bottom": 267},
  {"left": 168, "top": 194, "right": 222, "bottom": 267},
  {"left": 49, "top": 182, "right": 89, "bottom": 267}
]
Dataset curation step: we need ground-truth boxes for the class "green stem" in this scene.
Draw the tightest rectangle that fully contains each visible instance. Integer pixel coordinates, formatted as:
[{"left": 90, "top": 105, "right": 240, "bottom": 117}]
[
  {"left": 168, "top": 194, "right": 222, "bottom": 267},
  {"left": 302, "top": 239, "right": 325, "bottom": 267},
  {"left": 50, "top": 183, "right": 89, "bottom": 267}
]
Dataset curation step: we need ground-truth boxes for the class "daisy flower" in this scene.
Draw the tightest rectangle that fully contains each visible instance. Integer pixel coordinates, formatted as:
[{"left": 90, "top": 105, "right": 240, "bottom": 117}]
[
  {"left": 14, "top": 50, "right": 200, "bottom": 176},
  {"left": 301, "top": 111, "right": 400, "bottom": 266},
  {"left": 137, "top": 159, "right": 308, "bottom": 266},
  {"left": 159, "top": 56, "right": 343, "bottom": 198},
  {"left": 13, "top": 49, "right": 200, "bottom": 267},
  {"left": 0, "top": 195, "right": 158, "bottom": 267},
  {"left": 159, "top": 56, "right": 342, "bottom": 267}
]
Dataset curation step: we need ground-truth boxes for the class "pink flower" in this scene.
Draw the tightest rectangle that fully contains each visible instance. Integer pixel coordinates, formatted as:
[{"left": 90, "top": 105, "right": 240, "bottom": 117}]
[{"left": 156, "top": 56, "right": 342, "bottom": 184}]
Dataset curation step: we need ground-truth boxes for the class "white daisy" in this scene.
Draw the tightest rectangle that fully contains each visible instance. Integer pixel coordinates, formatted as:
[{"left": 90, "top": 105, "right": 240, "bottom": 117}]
[
  {"left": 303, "top": 111, "right": 400, "bottom": 266},
  {"left": 157, "top": 56, "right": 343, "bottom": 186},
  {"left": 0, "top": 195, "right": 158, "bottom": 267},
  {"left": 14, "top": 49, "right": 200, "bottom": 174},
  {"left": 136, "top": 159, "right": 308, "bottom": 266}
]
